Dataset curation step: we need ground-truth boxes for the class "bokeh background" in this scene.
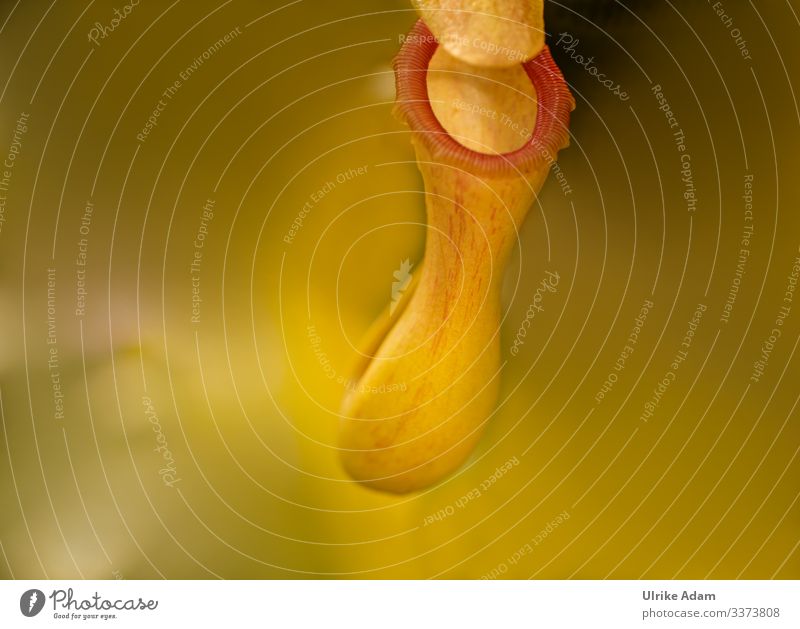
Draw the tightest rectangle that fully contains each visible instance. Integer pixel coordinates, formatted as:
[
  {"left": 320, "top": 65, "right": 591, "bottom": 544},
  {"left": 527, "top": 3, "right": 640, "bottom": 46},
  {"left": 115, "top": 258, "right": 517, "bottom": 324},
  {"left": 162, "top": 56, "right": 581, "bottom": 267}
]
[{"left": 0, "top": 0, "right": 798, "bottom": 578}]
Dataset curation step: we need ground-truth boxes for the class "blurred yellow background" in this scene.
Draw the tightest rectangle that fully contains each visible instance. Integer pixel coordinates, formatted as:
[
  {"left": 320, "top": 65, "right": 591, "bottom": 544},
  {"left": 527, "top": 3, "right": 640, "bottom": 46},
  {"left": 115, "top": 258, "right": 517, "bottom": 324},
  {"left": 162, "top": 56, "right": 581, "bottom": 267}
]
[{"left": 0, "top": 0, "right": 798, "bottom": 578}]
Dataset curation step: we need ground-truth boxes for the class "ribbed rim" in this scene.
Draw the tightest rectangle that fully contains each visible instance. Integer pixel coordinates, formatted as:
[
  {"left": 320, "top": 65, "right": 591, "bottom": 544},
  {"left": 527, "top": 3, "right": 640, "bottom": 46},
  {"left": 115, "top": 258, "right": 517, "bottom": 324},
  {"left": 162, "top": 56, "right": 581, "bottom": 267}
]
[{"left": 393, "top": 20, "right": 574, "bottom": 177}]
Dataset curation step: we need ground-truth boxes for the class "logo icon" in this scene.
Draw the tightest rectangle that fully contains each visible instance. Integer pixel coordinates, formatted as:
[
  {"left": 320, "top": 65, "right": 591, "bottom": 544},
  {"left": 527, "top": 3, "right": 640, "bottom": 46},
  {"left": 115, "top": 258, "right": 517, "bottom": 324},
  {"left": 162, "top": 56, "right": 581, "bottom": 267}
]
[
  {"left": 20, "top": 589, "right": 45, "bottom": 617},
  {"left": 390, "top": 259, "right": 413, "bottom": 315}
]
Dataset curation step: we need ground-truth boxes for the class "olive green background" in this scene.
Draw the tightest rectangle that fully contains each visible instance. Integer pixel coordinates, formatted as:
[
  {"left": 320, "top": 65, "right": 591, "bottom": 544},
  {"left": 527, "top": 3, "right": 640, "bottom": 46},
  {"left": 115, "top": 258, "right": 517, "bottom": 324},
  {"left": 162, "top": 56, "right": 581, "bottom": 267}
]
[{"left": 0, "top": 0, "right": 798, "bottom": 578}]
